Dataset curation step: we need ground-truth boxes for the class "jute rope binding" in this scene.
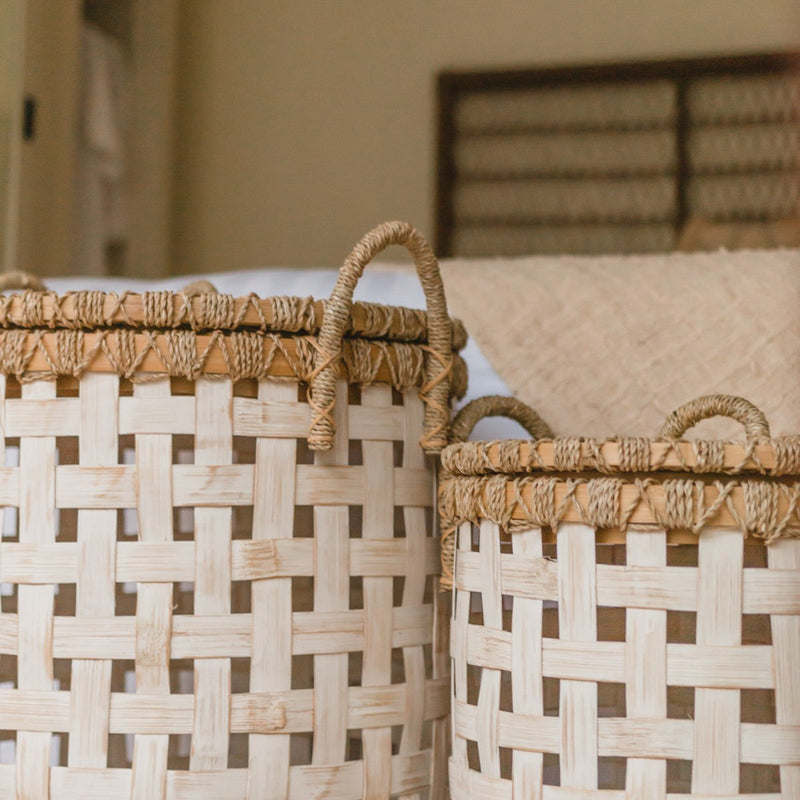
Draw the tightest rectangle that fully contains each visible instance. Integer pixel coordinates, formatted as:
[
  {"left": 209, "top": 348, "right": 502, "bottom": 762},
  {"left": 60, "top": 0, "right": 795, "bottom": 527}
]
[
  {"left": 308, "top": 221, "right": 453, "bottom": 453},
  {"left": 439, "top": 394, "right": 800, "bottom": 589}
]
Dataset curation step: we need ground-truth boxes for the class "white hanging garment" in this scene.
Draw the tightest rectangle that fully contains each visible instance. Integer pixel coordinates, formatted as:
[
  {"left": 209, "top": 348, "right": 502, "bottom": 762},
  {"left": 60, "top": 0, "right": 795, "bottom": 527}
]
[{"left": 73, "top": 23, "right": 130, "bottom": 274}]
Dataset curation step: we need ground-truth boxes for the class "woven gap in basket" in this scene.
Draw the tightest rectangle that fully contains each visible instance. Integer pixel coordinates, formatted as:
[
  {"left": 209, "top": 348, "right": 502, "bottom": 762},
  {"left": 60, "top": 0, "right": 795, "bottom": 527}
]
[
  {"left": 598, "top": 756, "right": 627, "bottom": 790},
  {"left": 667, "top": 760, "right": 694, "bottom": 793},
  {"left": 542, "top": 752, "right": 560, "bottom": 786},
  {"left": 740, "top": 763, "right": 781, "bottom": 793}
]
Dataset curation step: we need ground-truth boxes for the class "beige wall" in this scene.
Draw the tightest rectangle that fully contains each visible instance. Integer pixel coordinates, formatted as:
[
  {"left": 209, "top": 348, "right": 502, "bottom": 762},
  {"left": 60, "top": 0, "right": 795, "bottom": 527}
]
[{"left": 174, "top": 0, "right": 800, "bottom": 272}]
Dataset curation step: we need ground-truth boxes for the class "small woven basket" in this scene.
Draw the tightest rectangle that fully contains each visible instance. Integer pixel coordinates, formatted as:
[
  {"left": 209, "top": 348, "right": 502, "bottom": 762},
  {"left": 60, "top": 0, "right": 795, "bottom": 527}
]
[
  {"left": 0, "top": 222, "right": 464, "bottom": 799},
  {"left": 441, "top": 394, "right": 800, "bottom": 798}
]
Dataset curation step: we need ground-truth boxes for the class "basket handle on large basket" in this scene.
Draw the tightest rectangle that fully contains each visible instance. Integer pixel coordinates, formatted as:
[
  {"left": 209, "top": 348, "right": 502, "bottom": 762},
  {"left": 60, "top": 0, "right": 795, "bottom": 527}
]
[
  {"left": 451, "top": 395, "right": 554, "bottom": 442},
  {"left": 308, "top": 221, "right": 452, "bottom": 453},
  {"left": 658, "top": 394, "right": 770, "bottom": 441}
]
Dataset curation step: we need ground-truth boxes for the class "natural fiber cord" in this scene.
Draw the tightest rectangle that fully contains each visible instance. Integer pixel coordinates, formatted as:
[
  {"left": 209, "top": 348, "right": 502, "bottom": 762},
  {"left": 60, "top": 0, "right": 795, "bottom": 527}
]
[
  {"left": 451, "top": 395, "right": 554, "bottom": 443},
  {"left": 658, "top": 394, "right": 771, "bottom": 441},
  {"left": 308, "top": 221, "right": 453, "bottom": 453}
]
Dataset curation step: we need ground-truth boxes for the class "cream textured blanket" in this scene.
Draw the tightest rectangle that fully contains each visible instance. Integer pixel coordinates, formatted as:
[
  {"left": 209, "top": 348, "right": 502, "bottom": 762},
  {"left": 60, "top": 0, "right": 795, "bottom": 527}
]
[{"left": 438, "top": 248, "right": 800, "bottom": 439}]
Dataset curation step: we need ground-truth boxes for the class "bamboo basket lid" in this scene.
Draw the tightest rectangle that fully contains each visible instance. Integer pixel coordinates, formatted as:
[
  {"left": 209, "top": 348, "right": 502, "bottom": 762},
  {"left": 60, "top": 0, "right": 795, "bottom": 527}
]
[{"left": 0, "top": 286, "right": 467, "bottom": 346}]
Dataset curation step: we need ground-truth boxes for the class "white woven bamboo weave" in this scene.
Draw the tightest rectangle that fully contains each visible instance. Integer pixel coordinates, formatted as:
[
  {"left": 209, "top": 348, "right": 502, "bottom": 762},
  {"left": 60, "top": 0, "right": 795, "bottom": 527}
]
[
  {"left": 441, "top": 395, "right": 800, "bottom": 799},
  {"left": 0, "top": 222, "right": 464, "bottom": 799}
]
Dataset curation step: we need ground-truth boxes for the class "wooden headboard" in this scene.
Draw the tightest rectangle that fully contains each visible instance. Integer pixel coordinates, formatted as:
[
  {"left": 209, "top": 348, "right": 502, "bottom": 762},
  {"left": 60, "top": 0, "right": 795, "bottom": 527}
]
[{"left": 435, "top": 52, "right": 800, "bottom": 257}]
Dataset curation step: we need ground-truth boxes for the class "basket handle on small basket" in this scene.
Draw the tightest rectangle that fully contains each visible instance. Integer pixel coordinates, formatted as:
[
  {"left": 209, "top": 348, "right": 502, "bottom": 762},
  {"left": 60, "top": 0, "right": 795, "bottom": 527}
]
[
  {"left": 308, "top": 221, "right": 452, "bottom": 453},
  {"left": 658, "top": 394, "right": 770, "bottom": 441},
  {"left": 0, "top": 271, "right": 47, "bottom": 292},
  {"left": 451, "top": 395, "right": 554, "bottom": 443},
  {"left": 181, "top": 279, "right": 218, "bottom": 296}
]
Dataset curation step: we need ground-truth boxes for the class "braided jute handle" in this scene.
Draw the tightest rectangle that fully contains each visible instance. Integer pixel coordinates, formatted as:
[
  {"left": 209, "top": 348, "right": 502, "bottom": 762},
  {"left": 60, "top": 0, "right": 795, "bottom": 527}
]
[
  {"left": 451, "top": 395, "right": 554, "bottom": 443},
  {"left": 658, "top": 394, "right": 770, "bottom": 441},
  {"left": 181, "top": 279, "right": 218, "bottom": 296},
  {"left": 308, "top": 221, "right": 452, "bottom": 452},
  {"left": 0, "top": 271, "right": 47, "bottom": 292}
]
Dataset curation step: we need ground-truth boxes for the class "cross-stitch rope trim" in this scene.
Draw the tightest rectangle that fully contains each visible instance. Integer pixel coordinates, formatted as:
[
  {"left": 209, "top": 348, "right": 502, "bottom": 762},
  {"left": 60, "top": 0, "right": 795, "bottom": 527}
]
[
  {"left": 0, "top": 327, "right": 469, "bottom": 397},
  {"left": 438, "top": 474, "right": 800, "bottom": 589}
]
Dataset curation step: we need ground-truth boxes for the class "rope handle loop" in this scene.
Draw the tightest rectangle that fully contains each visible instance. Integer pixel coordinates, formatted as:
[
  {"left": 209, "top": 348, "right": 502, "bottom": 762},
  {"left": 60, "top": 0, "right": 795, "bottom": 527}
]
[
  {"left": 308, "top": 221, "right": 452, "bottom": 453},
  {"left": 0, "top": 271, "right": 47, "bottom": 292},
  {"left": 451, "top": 395, "right": 554, "bottom": 443},
  {"left": 181, "top": 279, "right": 218, "bottom": 296},
  {"left": 658, "top": 394, "right": 770, "bottom": 442}
]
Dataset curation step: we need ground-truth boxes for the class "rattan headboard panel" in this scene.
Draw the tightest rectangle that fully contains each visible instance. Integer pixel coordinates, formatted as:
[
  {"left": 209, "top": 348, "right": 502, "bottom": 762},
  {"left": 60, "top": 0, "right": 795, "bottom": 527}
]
[{"left": 436, "top": 53, "right": 799, "bottom": 257}]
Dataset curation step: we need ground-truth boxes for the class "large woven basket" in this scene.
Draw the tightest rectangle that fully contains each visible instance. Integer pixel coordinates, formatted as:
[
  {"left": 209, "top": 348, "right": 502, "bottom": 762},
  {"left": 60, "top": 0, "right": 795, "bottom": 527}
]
[
  {"left": 440, "top": 395, "right": 800, "bottom": 798},
  {"left": 0, "top": 222, "right": 464, "bottom": 799}
]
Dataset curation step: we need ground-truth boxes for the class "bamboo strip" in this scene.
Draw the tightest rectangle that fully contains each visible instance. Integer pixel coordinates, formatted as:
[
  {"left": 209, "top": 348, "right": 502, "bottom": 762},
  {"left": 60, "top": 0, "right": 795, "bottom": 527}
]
[
  {"left": 16, "top": 607, "right": 433, "bottom": 660},
  {"left": 48, "top": 463, "right": 433, "bottom": 509},
  {"left": 692, "top": 527, "right": 743, "bottom": 794},
  {"left": 0, "top": 678, "right": 448, "bottom": 736},
  {"left": 68, "top": 373, "right": 119, "bottom": 769},
  {"left": 454, "top": 552, "right": 800, "bottom": 614},
  {"left": 398, "top": 390, "right": 429, "bottom": 800},
  {"left": 625, "top": 529, "right": 667, "bottom": 798},
  {"left": 556, "top": 522, "right": 598, "bottom": 790},
  {"left": 768, "top": 537, "right": 800, "bottom": 799},
  {"left": 0, "top": 536, "right": 441, "bottom": 585},
  {"left": 247, "top": 378, "right": 297, "bottom": 798},
  {"left": 455, "top": 709, "right": 800, "bottom": 766},
  {"left": 190, "top": 378, "right": 233, "bottom": 769},
  {"left": 1, "top": 396, "right": 408, "bottom": 441},
  {"left": 477, "top": 520, "right": 503, "bottom": 778},
  {"left": 130, "top": 378, "right": 173, "bottom": 800},
  {"left": 463, "top": 623, "right": 775, "bottom": 689},
  {"left": 42, "top": 748, "right": 437, "bottom": 799},
  {"left": 511, "top": 527, "right": 545, "bottom": 799},
  {"left": 431, "top": 569, "right": 451, "bottom": 799},
  {"left": 312, "top": 380, "right": 350, "bottom": 765},
  {"left": 452, "top": 523, "right": 473, "bottom": 775},
  {"left": 361, "top": 384, "right": 395, "bottom": 797},
  {"left": 16, "top": 378, "right": 56, "bottom": 799}
]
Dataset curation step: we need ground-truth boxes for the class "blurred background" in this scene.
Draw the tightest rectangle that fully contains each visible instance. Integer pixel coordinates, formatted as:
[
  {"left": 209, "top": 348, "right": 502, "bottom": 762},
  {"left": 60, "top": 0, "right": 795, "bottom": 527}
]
[{"left": 0, "top": 0, "right": 798, "bottom": 278}]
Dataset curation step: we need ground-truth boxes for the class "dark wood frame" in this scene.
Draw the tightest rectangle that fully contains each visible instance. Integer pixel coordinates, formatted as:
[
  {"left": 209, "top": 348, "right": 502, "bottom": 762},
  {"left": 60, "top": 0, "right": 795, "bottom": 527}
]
[{"left": 435, "top": 52, "right": 799, "bottom": 256}]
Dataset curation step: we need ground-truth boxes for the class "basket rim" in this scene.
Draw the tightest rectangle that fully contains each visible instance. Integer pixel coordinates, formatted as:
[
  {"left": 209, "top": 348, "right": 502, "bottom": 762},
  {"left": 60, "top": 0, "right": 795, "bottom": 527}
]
[
  {"left": 441, "top": 435, "right": 800, "bottom": 477},
  {"left": 0, "top": 289, "right": 468, "bottom": 348}
]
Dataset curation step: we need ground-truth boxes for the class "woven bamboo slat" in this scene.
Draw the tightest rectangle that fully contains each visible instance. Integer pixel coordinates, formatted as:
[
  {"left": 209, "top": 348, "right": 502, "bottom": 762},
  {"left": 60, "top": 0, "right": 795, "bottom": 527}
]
[
  {"left": 0, "top": 222, "right": 456, "bottom": 798},
  {"left": 444, "top": 394, "right": 800, "bottom": 798}
]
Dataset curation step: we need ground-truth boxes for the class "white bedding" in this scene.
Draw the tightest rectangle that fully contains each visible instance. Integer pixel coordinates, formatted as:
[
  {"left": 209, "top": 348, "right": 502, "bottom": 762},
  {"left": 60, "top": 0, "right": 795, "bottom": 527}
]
[{"left": 43, "top": 268, "right": 524, "bottom": 441}]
